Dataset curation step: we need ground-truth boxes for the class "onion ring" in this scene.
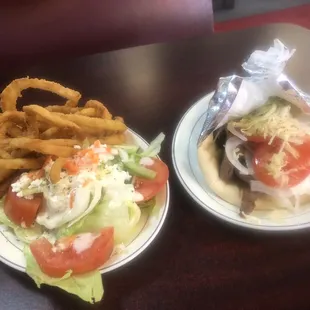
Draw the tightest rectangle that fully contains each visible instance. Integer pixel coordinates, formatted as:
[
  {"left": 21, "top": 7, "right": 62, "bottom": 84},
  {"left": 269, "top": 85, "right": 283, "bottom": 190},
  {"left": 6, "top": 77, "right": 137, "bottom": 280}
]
[
  {"left": 8, "top": 138, "right": 77, "bottom": 158},
  {"left": 46, "top": 105, "right": 79, "bottom": 114},
  {"left": 225, "top": 136, "right": 254, "bottom": 175},
  {"left": 23, "top": 105, "right": 82, "bottom": 135},
  {"left": 1, "top": 77, "right": 81, "bottom": 111},
  {"left": 75, "top": 108, "right": 97, "bottom": 117},
  {"left": 0, "top": 111, "right": 25, "bottom": 124},
  {"left": 0, "top": 158, "right": 45, "bottom": 170},
  {"left": 85, "top": 100, "right": 112, "bottom": 119},
  {"left": 55, "top": 113, "right": 126, "bottom": 134},
  {"left": 0, "top": 76, "right": 128, "bottom": 186},
  {"left": 50, "top": 158, "right": 67, "bottom": 184}
]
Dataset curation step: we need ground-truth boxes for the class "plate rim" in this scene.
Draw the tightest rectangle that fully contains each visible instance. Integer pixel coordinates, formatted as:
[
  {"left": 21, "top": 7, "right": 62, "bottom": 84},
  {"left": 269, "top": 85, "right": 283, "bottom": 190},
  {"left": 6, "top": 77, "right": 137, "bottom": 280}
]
[
  {"left": 172, "top": 92, "right": 310, "bottom": 232},
  {"left": 0, "top": 128, "right": 170, "bottom": 274}
]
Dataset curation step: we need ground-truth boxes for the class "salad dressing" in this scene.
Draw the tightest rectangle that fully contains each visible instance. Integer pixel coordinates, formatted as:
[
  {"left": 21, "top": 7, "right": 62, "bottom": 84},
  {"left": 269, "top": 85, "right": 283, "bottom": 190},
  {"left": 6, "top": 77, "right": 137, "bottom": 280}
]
[
  {"left": 37, "top": 187, "right": 91, "bottom": 230},
  {"left": 10, "top": 142, "right": 147, "bottom": 231},
  {"left": 73, "top": 232, "right": 99, "bottom": 254},
  {"left": 140, "top": 157, "right": 154, "bottom": 166},
  {"left": 133, "top": 192, "right": 144, "bottom": 202}
]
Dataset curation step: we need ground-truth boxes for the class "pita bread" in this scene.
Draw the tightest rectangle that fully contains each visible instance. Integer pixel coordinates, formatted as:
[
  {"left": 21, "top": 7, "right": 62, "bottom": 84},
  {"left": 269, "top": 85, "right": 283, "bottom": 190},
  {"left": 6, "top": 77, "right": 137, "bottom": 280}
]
[{"left": 197, "top": 134, "right": 310, "bottom": 212}]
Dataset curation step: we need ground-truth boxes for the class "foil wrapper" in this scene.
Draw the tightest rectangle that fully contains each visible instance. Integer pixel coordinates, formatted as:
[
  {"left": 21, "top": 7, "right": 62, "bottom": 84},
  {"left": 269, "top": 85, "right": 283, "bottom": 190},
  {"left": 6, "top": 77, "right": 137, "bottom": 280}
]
[{"left": 198, "top": 39, "right": 310, "bottom": 146}]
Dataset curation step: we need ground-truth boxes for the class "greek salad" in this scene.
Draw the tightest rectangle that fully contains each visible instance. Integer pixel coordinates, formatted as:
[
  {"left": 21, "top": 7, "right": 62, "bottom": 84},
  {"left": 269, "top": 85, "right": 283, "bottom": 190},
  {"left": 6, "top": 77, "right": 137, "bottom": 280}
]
[{"left": 0, "top": 133, "right": 169, "bottom": 303}]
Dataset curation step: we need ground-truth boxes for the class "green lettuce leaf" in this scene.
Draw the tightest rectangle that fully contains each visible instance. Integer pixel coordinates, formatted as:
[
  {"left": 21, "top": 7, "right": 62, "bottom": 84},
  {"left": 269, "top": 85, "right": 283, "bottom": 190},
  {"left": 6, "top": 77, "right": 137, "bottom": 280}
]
[
  {"left": 139, "top": 132, "right": 165, "bottom": 157},
  {"left": 24, "top": 246, "right": 104, "bottom": 303},
  {"left": 57, "top": 198, "right": 141, "bottom": 245},
  {"left": 0, "top": 203, "right": 43, "bottom": 244}
]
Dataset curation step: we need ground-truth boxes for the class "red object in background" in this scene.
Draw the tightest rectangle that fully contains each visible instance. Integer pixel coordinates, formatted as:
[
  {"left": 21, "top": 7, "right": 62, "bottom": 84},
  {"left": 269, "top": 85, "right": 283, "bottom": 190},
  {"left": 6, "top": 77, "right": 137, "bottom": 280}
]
[{"left": 215, "top": 4, "right": 310, "bottom": 32}]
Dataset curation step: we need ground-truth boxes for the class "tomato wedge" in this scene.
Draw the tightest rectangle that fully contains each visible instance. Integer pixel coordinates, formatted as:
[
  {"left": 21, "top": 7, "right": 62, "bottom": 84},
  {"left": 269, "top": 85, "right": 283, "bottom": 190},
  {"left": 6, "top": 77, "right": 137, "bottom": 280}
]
[
  {"left": 30, "top": 227, "right": 114, "bottom": 278},
  {"left": 4, "top": 187, "right": 42, "bottom": 227},
  {"left": 252, "top": 141, "right": 310, "bottom": 188},
  {"left": 134, "top": 158, "right": 169, "bottom": 201}
]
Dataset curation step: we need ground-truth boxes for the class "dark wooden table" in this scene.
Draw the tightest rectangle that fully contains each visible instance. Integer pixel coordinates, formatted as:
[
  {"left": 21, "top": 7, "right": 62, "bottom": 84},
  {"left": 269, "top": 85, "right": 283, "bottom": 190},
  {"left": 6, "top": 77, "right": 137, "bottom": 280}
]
[{"left": 1, "top": 23, "right": 310, "bottom": 310}]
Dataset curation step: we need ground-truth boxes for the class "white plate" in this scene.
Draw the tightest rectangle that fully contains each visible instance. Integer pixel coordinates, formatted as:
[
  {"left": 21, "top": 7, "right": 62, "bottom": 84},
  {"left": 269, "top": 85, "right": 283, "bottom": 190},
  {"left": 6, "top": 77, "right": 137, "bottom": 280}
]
[
  {"left": 172, "top": 92, "right": 310, "bottom": 231},
  {"left": 0, "top": 129, "right": 170, "bottom": 273}
]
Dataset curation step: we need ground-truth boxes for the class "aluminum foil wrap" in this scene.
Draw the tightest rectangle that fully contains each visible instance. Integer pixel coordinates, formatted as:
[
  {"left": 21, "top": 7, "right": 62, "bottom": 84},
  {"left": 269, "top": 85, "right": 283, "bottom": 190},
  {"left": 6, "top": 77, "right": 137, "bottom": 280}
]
[{"left": 198, "top": 39, "right": 310, "bottom": 145}]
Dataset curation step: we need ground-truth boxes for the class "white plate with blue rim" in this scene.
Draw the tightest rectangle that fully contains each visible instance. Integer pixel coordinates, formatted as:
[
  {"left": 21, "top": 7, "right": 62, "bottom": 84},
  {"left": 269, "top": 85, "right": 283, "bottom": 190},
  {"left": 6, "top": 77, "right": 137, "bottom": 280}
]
[
  {"left": 0, "top": 129, "right": 170, "bottom": 273},
  {"left": 172, "top": 92, "right": 310, "bottom": 231}
]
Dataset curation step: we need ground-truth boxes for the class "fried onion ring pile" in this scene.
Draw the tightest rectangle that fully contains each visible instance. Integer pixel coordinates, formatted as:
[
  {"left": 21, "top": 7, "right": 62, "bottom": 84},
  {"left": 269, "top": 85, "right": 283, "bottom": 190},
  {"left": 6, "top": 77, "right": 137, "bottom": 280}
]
[{"left": 0, "top": 77, "right": 127, "bottom": 189}]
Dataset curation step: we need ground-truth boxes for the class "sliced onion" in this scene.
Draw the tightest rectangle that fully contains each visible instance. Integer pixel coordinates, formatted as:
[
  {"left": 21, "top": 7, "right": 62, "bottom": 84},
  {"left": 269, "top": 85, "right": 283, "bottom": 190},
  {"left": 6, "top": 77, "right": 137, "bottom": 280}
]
[
  {"left": 290, "top": 176, "right": 310, "bottom": 197},
  {"left": 225, "top": 136, "right": 253, "bottom": 175},
  {"left": 227, "top": 123, "right": 247, "bottom": 141},
  {"left": 244, "top": 151, "right": 254, "bottom": 174},
  {"left": 250, "top": 180, "right": 294, "bottom": 209},
  {"left": 251, "top": 177, "right": 310, "bottom": 208},
  {"left": 250, "top": 180, "right": 292, "bottom": 198},
  {"left": 275, "top": 197, "right": 294, "bottom": 210}
]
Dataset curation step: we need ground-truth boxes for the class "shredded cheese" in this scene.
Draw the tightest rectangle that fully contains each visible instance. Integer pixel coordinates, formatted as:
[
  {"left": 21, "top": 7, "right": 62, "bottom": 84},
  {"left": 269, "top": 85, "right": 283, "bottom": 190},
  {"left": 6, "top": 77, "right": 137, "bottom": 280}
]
[
  {"left": 228, "top": 97, "right": 310, "bottom": 187},
  {"left": 264, "top": 150, "right": 304, "bottom": 187},
  {"left": 229, "top": 97, "right": 310, "bottom": 146},
  {"left": 281, "top": 142, "right": 299, "bottom": 158},
  {"left": 265, "top": 152, "right": 288, "bottom": 186}
]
